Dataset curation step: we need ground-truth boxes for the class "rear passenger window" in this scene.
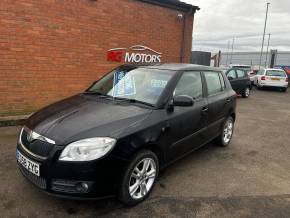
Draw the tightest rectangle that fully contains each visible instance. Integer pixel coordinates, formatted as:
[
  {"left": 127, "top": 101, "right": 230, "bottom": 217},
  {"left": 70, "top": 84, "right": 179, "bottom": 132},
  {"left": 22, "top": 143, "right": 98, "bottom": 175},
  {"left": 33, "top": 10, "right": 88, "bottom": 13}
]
[
  {"left": 174, "top": 72, "right": 203, "bottom": 99},
  {"left": 204, "top": 71, "right": 222, "bottom": 95},
  {"left": 236, "top": 69, "right": 246, "bottom": 78},
  {"left": 227, "top": 70, "right": 237, "bottom": 79}
]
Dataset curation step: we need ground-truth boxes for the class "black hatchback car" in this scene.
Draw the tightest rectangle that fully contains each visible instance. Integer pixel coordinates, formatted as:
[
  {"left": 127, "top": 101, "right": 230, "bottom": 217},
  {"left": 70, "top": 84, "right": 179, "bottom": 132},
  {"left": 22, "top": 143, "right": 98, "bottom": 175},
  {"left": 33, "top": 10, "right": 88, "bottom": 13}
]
[
  {"left": 225, "top": 68, "right": 252, "bottom": 98},
  {"left": 16, "top": 64, "right": 236, "bottom": 205}
]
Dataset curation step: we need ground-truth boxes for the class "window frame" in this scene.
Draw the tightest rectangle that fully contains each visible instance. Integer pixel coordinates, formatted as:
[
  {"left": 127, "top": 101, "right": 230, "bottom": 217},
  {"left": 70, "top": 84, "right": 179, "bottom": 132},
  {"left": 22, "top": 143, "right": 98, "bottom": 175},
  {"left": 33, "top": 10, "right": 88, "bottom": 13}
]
[
  {"left": 173, "top": 71, "right": 205, "bottom": 100},
  {"left": 218, "top": 72, "right": 226, "bottom": 91}
]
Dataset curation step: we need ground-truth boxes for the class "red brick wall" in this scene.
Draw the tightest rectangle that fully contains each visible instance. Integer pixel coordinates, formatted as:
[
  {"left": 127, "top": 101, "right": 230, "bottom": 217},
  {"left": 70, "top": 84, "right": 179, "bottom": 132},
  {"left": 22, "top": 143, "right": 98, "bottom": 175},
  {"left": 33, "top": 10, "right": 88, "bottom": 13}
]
[{"left": 0, "top": 0, "right": 194, "bottom": 116}]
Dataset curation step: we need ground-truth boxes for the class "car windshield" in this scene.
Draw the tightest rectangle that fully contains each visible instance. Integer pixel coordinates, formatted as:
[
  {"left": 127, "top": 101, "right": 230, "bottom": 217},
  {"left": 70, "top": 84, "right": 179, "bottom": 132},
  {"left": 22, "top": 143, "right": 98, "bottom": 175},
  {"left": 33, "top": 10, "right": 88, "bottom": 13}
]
[
  {"left": 266, "top": 70, "right": 286, "bottom": 77},
  {"left": 87, "top": 68, "right": 175, "bottom": 105}
]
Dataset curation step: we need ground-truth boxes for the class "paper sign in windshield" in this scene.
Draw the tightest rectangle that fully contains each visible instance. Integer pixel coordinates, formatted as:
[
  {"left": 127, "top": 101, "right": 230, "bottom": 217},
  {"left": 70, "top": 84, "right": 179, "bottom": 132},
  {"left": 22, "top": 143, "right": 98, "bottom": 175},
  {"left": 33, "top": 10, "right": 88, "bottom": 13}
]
[
  {"left": 151, "top": 79, "right": 167, "bottom": 88},
  {"left": 113, "top": 71, "right": 136, "bottom": 97}
]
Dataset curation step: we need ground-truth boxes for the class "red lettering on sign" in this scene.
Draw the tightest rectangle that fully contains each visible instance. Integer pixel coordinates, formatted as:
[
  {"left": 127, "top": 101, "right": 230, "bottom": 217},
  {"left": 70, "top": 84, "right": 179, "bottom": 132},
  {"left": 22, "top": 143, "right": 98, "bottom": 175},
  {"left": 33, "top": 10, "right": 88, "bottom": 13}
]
[{"left": 107, "top": 51, "right": 123, "bottom": 62}]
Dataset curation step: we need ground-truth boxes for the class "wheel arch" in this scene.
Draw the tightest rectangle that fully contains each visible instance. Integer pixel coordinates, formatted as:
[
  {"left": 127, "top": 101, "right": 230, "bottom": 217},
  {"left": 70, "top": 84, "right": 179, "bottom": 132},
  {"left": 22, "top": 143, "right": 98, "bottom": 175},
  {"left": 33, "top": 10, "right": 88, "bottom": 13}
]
[
  {"left": 142, "top": 143, "right": 165, "bottom": 167},
  {"left": 229, "top": 110, "right": 236, "bottom": 122},
  {"left": 128, "top": 143, "right": 165, "bottom": 169}
]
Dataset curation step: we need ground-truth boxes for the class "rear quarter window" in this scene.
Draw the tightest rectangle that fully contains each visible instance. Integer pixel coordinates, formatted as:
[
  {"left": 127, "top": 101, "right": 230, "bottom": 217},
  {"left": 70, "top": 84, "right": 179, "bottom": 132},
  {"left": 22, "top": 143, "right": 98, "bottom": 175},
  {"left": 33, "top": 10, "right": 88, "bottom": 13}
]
[{"left": 219, "top": 73, "right": 226, "bottom": 90}]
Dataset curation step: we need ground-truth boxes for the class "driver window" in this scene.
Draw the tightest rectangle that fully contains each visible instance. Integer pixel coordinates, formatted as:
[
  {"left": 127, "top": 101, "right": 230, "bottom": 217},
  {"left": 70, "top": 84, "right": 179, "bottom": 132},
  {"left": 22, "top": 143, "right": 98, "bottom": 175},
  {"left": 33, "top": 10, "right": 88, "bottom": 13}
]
[{"left": 174, "top": 72, "right": 203, "bottom": 99}]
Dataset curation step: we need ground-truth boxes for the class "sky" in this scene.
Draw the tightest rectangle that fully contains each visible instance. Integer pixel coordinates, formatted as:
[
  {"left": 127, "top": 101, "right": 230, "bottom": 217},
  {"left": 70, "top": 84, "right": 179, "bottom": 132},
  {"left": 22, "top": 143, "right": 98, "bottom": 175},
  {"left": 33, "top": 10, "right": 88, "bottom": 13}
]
[{"left": 182, "top": 0, "right": 290, "bottom": 54}]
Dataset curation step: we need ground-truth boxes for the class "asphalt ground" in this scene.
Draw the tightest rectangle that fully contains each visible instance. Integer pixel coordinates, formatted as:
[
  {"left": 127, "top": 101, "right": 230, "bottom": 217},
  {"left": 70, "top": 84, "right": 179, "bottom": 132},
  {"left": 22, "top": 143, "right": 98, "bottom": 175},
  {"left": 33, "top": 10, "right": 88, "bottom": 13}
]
[{"left": 1, "top": 88, "right": 290, "bottom": 218}]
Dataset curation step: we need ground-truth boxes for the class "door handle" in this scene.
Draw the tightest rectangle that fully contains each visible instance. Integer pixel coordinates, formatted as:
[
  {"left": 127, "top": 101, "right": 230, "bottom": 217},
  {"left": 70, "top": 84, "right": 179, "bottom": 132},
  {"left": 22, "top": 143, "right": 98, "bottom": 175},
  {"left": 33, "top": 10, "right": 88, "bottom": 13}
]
[
  {"left": 162, "top": 121, "right": 170, "bottom": 132},
  {"left": 201, "top": 107, "right": 208, "bottom": 113},
  {"left": 226, "top": 98, "right": 231, "bottom": 103}
]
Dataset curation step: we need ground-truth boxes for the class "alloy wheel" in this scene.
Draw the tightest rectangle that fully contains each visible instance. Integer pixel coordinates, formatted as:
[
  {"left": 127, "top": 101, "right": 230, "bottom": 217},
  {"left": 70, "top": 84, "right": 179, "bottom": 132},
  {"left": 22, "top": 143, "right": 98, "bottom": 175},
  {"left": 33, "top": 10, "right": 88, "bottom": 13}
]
[
  {"left": 129, "top": 158, "right": 156, "bottom": 200},
  {"left": 245, "top": 87, "right": 250, "bottom": 97},
  {"left": 223, "top": 119, "right": 233, "bottom": 144}
]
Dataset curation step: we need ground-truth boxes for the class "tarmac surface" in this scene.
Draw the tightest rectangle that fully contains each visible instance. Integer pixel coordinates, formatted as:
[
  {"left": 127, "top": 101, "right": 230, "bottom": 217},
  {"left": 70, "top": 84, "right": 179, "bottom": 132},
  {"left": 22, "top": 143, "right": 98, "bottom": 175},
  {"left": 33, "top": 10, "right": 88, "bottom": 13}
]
[{"left": 1, "top": 88, "right": 290, "bottom": 218}]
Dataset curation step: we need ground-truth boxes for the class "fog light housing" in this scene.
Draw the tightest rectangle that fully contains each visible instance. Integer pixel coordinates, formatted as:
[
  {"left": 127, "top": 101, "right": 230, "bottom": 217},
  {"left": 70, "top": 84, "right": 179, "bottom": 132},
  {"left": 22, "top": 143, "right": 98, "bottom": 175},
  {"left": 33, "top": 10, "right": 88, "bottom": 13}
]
[
  {"left": 76, "top": 182, "right": 89, "bottom": 192},
  {"left": 51, "top": 179, "right": 93, "bottom": 194}
]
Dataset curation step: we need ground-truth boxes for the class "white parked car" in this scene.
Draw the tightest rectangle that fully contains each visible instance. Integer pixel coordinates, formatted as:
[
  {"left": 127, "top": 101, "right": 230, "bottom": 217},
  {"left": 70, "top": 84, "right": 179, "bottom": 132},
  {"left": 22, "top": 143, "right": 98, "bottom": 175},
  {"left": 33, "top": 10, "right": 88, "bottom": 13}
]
[
  {"left": 254, "top": 68, "right": 288, "bottom": 92},
  {"left": 248, "top": 70, "right": 257, "bottom": 84}
]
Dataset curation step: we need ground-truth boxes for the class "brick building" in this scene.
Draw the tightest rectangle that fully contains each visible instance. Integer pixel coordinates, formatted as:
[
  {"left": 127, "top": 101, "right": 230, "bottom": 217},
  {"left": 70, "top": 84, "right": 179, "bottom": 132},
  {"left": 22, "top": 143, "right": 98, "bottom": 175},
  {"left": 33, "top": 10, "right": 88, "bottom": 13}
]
[{"left": 0, "top": 0, "right": 199, "bottom": 116}]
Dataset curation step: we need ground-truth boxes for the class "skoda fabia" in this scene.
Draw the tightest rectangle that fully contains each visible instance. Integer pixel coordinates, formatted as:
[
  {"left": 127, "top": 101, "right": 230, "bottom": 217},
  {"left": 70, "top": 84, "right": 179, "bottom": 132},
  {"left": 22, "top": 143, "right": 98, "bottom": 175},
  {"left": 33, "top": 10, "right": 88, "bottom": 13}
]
[{"left": 16, "top": 64, "right": 236, "bottom": 205}]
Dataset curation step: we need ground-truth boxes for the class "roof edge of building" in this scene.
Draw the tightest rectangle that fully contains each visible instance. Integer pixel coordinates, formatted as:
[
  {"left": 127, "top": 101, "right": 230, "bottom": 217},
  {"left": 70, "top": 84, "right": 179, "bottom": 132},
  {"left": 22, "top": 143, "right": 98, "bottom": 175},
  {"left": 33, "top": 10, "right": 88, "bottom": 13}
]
[{"left": 138, "top": 0, "right": 200, "bottom": 13}]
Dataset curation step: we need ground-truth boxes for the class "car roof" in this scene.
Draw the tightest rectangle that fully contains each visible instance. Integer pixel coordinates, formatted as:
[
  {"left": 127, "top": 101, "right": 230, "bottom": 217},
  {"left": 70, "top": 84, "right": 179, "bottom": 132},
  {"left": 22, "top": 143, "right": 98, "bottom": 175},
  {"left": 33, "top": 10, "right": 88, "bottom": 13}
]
[
  {"left": 227, "top": 67, "right": 247, "bottom": 71},
  {"left": 230, "top": 64, "right": 251, "bottom": 67},
  {"left": 138, "top": 63, "right": 222, "bottom": 72},
  {"left": 265, "top": 68, "right": 285, "bottom": 71}
]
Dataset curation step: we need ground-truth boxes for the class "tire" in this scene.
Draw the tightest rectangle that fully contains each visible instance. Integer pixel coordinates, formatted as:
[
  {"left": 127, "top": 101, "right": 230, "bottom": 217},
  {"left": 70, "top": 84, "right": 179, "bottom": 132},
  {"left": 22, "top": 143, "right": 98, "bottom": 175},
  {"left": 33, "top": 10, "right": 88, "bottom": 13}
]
[
  {"left": 281, "top": 87, "right": 287, "bottom": 92},
  {"left": 118, "top": 150, "right": 159, "bottom": 206},
  {"left": 256, "top": 81, "right": 261, "bottom": 89},
  {"left": 215, "top": 116, "right": 234, "bottom": 147},
  {"left": 242, "top": 86, "right": 250, "bottom": 98}
]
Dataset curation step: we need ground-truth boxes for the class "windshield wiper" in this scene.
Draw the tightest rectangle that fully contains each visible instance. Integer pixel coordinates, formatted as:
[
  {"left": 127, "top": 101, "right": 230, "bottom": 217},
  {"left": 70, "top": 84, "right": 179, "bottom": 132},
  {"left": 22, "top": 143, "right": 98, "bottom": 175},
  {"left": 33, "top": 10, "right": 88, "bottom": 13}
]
[
  {"left": 113, "top": 97, "right": 156, "bottom": 108},
  {"left": 83, "top": 92, "right": 155, "bottom": 107},
  {"left": 82, "top": 91, "right": 110, "bottom": 97}
]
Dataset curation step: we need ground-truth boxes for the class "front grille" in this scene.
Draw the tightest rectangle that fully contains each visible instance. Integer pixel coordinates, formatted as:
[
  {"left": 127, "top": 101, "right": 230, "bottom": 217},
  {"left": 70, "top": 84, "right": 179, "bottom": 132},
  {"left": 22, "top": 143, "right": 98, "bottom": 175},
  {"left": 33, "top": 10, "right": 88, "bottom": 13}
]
[
  {"left": 18, "top": 165, "right": 47, "bottom": 189},
  {"left": 20, "top": 128, "right": 54, "bottom": 157}
]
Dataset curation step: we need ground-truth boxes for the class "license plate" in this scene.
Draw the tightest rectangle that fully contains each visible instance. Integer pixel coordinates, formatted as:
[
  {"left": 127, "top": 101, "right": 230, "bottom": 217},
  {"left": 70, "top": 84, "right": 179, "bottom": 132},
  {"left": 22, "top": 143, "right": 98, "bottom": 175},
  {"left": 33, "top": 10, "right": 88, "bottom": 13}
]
[
  {"left": 271, "top": 78, "right": 280, "bottom": 81},
  {"left": 16, "top": 149, "right": 40, "bottom": 176}
]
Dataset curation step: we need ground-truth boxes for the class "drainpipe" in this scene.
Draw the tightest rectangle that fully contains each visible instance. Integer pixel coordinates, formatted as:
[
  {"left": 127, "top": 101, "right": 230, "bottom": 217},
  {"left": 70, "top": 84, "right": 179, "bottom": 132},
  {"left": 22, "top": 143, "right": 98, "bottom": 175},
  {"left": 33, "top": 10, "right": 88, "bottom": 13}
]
[
  {"left": 179, "top": 13, "right": 186, "bottom": 63},
  {"left": 179, "top": 8, "right": 196, "bottom": 63}
]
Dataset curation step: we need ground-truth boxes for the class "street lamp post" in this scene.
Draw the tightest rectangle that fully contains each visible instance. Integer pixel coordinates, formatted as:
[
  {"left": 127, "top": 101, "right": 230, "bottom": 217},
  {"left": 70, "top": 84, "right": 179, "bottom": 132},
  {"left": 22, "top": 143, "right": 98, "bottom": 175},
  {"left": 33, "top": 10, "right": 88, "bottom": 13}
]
[
  {"left": 259, "top": 2, "right": 270, "bottom": 70},
  {"left": 226, "top": 40, "right": 230, "bottom": 66},
  {"left": 265, "top": 33, "right": 271, "bottom": 67},
  {"left": 229, "top": 37, "right": 235, "bottom": 64}
]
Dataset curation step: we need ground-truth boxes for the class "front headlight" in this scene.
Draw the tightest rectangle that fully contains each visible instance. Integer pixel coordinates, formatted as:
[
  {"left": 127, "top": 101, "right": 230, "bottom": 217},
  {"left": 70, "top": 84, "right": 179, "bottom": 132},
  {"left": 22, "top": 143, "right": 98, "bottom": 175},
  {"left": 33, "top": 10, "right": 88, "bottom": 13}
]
[{"left": 59, "top": 137, "right": 116, "bottom": 161}]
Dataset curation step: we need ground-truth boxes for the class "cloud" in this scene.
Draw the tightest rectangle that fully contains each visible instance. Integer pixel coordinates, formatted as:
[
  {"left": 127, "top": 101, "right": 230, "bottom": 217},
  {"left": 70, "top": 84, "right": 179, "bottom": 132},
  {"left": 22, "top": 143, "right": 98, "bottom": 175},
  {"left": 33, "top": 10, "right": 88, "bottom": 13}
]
[{"left": 183, "top": 0, "right": 290, "bottom": 53}]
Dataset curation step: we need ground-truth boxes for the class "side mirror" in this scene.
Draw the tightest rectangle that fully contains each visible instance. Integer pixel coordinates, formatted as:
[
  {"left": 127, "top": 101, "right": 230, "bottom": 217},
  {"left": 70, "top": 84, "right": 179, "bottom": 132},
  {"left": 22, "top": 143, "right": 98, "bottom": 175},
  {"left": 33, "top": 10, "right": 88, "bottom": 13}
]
[
  {"left": 173, "top": 95, "right": 194, "bottom": 107},
  {"left": 227, "top": 76, "right": 234, "bottom": 80}
]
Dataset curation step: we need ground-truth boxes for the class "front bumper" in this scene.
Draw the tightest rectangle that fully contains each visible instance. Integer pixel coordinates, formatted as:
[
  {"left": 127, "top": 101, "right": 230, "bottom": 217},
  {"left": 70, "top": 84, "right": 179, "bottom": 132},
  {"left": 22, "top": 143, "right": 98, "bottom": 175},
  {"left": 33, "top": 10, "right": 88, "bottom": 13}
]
[{"left": 16, "top": 143, "right": 126, "bottom": 199}]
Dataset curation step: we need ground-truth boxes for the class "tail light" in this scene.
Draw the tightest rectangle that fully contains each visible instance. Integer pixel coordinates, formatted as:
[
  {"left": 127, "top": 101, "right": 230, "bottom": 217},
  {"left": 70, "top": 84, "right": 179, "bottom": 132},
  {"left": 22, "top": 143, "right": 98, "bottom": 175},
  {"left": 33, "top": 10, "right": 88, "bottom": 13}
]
[
  {"left": 261, "top": 76, "right": 266, "bottom": 80},
  {"left": 286, "top": 77, "right": 289, "bottom": 82}
]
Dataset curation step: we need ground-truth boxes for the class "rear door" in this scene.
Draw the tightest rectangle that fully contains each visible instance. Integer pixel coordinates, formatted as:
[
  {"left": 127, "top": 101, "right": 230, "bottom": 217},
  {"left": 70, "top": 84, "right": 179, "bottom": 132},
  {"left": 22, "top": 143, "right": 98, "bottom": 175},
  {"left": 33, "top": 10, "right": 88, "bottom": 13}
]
[
  {"left": 203, "top": 71, "right": 231, "bottom": 140},
  {"left": 235, "top": 69, "right": 249, "bottom": 92},
  {"left": 226, "top": 69, "right": 239, "bottom": 92},
  {"left": 168, "top": 71, "right": 208, "bottom": 161}
]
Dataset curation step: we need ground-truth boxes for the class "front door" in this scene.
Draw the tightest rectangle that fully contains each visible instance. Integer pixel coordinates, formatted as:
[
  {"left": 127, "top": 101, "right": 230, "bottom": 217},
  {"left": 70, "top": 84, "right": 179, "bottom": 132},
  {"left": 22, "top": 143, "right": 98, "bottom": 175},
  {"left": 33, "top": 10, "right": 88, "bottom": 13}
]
[{"left": 167, "top": 71, "right": 208, "bottom": 161}]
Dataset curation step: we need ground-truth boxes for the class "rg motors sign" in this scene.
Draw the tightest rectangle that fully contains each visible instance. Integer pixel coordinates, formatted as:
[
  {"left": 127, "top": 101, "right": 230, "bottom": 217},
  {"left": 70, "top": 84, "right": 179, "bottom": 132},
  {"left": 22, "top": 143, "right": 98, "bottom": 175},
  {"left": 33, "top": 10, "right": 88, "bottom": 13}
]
[{"left": 107, "top": 45, "right": 162, "bottom": 63}]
